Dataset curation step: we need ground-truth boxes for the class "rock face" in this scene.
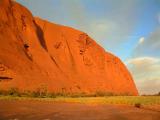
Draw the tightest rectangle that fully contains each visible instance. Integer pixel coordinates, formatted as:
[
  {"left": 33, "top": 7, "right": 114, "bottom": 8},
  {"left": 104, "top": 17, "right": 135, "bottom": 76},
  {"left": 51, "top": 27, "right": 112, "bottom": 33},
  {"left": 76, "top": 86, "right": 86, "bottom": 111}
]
[{"left": 0, "top": 0, "right": 138, "bottom": 95}]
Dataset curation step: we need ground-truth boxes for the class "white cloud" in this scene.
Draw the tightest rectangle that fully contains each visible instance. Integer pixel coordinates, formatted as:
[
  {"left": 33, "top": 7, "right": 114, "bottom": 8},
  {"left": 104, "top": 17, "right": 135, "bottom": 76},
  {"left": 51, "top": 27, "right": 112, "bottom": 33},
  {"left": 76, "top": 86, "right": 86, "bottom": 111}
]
[
  {"left": 128, "top": 27, "right": 160, "bottom": 95},
  {"left": 86, "top": 19, "right": 116, "bottom": 42},
  {"left": 138, "top": 78, "right": 160, "bottom": 95},
  {"left": 133, "top": 27, "right": 160, "bottom": 57},
  {"left": 138, "top": 37, "right": 145, "bottom": 45},
  {"left": 127, "top": 56, "right": 160, "bottom": 94},
  {"left": 127, "top": 56, "right": 159, "bottom": 65},
  {"left": 158, "top": 13, "right": 160, "bottom": 24}
]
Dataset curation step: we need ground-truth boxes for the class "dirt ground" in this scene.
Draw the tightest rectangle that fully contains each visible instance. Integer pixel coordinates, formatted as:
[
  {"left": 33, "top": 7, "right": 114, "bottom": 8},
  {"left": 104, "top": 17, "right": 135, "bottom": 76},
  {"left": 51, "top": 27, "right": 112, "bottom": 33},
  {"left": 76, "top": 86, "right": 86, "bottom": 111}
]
[{"left": 0, "top": 100, "right": 159, "bottom": 120}]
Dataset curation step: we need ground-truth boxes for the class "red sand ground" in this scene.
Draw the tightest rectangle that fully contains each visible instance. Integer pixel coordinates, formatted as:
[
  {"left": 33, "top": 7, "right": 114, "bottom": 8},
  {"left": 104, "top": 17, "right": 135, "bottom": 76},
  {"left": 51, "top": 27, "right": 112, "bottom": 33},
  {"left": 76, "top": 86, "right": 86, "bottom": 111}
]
[
  {"left": 0, "top": 100, "right": 160, "bottom": 120},
  {"left": 0, "top": 0, "right": 138, "bottom": 95}
]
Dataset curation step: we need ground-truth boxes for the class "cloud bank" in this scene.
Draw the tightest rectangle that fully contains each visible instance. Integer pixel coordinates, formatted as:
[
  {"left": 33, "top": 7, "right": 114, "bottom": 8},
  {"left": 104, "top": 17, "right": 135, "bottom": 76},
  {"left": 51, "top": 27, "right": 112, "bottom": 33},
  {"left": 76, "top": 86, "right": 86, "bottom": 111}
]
[
  {"left": 127, "top": 27, "right": 160, "bottom": 94},
  {"left": 127, "top": 57, "right": 160, "bottom": 94}
]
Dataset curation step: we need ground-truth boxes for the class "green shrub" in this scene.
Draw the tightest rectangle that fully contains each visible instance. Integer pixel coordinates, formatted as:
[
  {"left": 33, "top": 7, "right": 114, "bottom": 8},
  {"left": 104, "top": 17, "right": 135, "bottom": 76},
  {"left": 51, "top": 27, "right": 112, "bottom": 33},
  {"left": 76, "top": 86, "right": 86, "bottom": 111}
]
[
  {"left": 0, "top": 88, "right": 133, "bottom": 98},
  {"left": 46, "top": 92, "right": 57, "bottom": 98},
  {"left": 28, "top": 85, "right": 48, "bottom": 98},
  {"left": 8, "top": 88, "right": 20, "bottom": 97},
  {"left": 69, "top": 92, "right": 86, "bottom": 98}
]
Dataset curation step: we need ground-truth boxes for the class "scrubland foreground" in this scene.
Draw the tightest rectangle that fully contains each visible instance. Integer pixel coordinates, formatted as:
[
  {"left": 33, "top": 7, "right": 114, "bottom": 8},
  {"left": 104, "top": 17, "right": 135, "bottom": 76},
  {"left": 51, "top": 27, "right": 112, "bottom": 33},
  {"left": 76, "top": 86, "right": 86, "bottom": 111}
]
[{"left": 0, "top": 96, "right": 160, "bottom": 120}]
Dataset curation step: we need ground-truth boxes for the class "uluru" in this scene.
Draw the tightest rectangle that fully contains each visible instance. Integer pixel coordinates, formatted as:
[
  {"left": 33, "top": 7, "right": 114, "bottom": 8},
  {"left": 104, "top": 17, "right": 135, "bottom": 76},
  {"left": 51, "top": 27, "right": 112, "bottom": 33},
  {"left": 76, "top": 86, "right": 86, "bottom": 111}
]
[{"left": 0, "top": 0, "right": 138, "bottom": 95}]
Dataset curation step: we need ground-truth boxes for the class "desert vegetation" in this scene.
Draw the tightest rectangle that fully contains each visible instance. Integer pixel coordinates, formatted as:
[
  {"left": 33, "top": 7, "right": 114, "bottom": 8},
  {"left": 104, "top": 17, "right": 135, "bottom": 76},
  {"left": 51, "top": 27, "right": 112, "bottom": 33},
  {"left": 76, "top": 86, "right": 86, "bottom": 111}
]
[
  {"left": 0, "top": 87, "right": 135, "bottom": 98},
  {"left": 0, "top": 87, "right": 160, "bottom": 98},
  {"left": 0, "top": 95, "right": 160, "bottom": 106},
  {"left": 0, "top": 88, "right": 160, "bottom": 106}
]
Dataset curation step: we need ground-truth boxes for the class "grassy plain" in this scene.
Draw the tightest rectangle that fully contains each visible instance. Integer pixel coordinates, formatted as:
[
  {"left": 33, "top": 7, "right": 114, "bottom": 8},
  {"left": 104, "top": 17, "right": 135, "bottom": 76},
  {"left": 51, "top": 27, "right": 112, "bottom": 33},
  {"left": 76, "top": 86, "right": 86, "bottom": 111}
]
[{"left": 0, "top": 95, "right": 160, "bottom": 106}]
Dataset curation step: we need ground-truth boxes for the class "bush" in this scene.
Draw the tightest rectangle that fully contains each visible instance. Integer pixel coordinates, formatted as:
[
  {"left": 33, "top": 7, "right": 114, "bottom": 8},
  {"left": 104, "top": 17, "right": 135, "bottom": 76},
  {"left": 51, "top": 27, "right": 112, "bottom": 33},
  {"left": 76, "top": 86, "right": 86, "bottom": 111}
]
[
  {"left": 46, "top": 92, "right": 57, "bottom": 98},
  {"left": 8, "top": 88, "right": 21, "bottom": 97},
  {"left": 0, "top": 88, "right": 133, "bottom": 98},
  {"left": 69, "top": 92, "right": 86, "bottom": 98},
  {"left": 134, "top": 103, "right": 141, "bottom": 108},
  {"left": 0, "top": 88, "right": 20, "bottom": 96},
  {"left": 28, "top": 85, "right": 48, "bottom": 98}
]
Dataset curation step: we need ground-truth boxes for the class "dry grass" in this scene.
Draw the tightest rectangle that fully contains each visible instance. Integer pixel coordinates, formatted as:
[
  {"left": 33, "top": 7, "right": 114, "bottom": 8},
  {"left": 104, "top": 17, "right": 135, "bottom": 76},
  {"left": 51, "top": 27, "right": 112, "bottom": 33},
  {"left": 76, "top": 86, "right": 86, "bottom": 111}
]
[{"left": 0, "top": 96, "right": 160, "bottom": 106}]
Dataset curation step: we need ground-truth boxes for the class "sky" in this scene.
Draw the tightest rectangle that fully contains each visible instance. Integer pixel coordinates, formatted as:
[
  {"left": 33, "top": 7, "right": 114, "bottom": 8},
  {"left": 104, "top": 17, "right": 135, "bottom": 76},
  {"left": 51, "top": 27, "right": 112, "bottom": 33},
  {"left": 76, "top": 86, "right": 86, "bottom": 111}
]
[{"left": 16, "top": 0, "right": 160, "bottom": 95}]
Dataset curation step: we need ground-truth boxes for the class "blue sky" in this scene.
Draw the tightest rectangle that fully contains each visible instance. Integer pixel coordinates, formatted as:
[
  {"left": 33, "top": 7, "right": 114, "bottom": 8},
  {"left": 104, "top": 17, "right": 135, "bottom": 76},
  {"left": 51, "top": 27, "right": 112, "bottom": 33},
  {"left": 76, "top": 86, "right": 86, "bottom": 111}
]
[{"left": 17, "top": 0, "right": 160, "bottom": 94}]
